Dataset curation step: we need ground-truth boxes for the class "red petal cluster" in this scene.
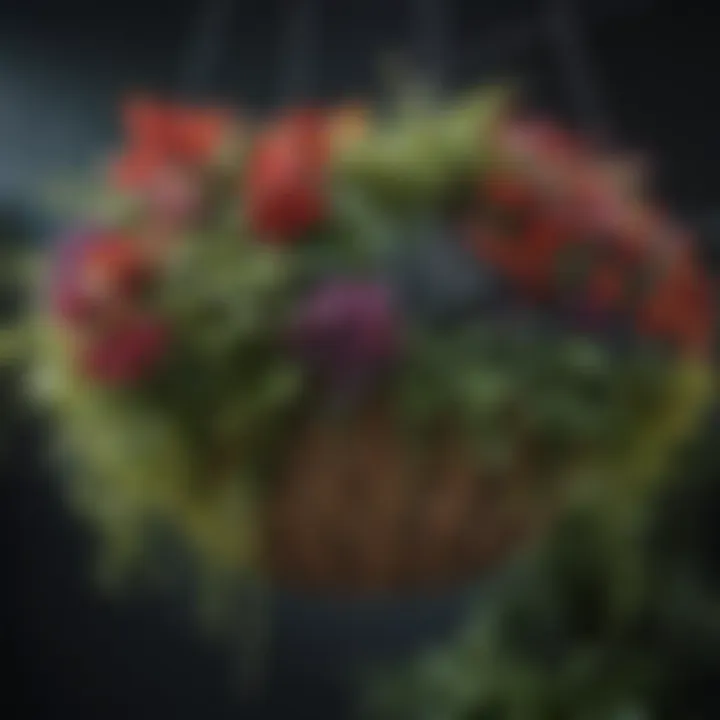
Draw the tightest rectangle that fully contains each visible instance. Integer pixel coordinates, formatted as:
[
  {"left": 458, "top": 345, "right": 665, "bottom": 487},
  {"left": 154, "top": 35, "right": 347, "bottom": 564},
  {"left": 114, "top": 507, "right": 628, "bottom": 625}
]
[
  {"left": 52, "top": 231, "right": 169, "bottom": 383},
  {"left": 244, "top": 110, "right": 330, "bottom": 241},
  {"left": 468, "top": 119, "right": 714, "bottom": 354},
  {"left": 111, "top": 97, "right": 232, "bottom": 191}
]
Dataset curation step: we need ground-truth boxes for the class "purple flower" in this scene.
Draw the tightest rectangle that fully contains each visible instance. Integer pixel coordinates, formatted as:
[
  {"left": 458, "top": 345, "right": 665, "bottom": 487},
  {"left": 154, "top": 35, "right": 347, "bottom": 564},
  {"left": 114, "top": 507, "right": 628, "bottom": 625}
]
[{"left": 288, "top": 279, "right": 401, "bottom": 385}]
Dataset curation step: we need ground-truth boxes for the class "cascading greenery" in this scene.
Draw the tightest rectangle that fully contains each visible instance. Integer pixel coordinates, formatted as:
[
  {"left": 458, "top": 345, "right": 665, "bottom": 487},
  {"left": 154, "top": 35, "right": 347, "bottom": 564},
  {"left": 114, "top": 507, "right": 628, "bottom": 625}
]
[{"left": 366, "top": 413, "right": 720, "bottom": 720}]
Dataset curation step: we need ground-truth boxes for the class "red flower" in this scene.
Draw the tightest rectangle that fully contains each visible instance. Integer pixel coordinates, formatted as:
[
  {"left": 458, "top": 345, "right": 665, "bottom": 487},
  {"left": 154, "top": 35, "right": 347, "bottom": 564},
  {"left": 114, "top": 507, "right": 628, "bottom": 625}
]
[
  {"left": 484, "top": 174, "right": 538, "bottom": 211},
  {"left": 470, "top": 118, "right": 714, "bottom": 354},
  {"left": 51, "top": 230, "right": 169, "bottom": 383},
  {"left": 111, "top": 97, "right": 232, "bottom": 191},
  {"left": 635, "top": 243, "right": 714, "bottom": 354},
  {"left": 584, "top": 258, "right": 629, "bottom": 312},
  {"left": 244, "top": 110, "right": 330, "bottom": 241},
  {"left": 81, "top": 317, "right": 169, "bottom": 385},
  {"left": 53, "top": 231, "right": 155, "bottom": 324},
  {"left": 52, "top": 232, "right": 150, "bottom": 321},
  {"left": 472, "top": 173, "right": 577, "bottom": 297}
]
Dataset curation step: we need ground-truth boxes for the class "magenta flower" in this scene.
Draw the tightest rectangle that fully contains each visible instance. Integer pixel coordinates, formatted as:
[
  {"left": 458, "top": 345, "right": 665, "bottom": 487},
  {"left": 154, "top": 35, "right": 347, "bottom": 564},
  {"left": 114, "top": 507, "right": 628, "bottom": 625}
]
[{"left": 288, "top": 279, "right": 401, "bottom": 385}]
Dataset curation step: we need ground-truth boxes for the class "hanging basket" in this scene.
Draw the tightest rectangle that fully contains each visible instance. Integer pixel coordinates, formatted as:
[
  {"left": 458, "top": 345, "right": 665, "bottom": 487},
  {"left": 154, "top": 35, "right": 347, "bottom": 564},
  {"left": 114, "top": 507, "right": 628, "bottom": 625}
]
[{"left": 5, "top": 88, "right": 715, "bottom": 600}]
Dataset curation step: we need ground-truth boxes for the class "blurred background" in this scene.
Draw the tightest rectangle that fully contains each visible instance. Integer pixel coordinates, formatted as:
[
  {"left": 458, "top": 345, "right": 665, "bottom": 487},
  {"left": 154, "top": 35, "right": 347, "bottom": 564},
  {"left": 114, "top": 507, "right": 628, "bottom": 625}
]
[{"left": 2, "top": 0, "right": 719, "bottom": 717}]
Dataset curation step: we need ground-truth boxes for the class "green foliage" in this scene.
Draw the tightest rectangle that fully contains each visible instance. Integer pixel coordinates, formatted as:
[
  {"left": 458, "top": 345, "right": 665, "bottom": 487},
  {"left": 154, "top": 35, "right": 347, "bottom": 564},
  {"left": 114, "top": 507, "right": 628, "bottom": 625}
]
[
  {"left": 394, "top": 318, "right": 706, "bottom": 494},
  {"left": 14, "top": 220, "right": 307, "bottom": 582},
  {"left": 366, "top": 420, "right": 720, "bottom": 720},
  {"left": 335, "top": 88, "right": 511, "bottom": 210}
]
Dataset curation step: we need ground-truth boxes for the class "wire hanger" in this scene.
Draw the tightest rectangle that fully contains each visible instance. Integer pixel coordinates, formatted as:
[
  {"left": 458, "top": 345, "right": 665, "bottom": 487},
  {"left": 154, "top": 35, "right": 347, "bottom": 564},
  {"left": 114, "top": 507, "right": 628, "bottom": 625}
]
[
  {"left": 177, "top": 0, "right": 237, "bottom": 100},
  {"left": 276, "top": 0, "right": 319, "bottom": 109},
  {"left": 413, "top": 0, "right": 449, "bottom": 98},
  {"left": 546, "top": 0, "right": 613, "bottom": 141}
]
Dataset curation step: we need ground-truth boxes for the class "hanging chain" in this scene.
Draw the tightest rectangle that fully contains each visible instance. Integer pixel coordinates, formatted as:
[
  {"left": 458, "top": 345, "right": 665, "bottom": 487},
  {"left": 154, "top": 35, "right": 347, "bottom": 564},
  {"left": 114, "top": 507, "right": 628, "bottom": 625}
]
[
  {"left": 547, "top": 0, "right": 612, "bottom": 140},
  {"left": 413, "top": 0, "right": 450, "bottom": 96},
  {"left": 178, "top": 0, "right": 237, "bottom": 99},
  {"left": 276, "top": 0, "right": 318, "bottom": 108}
]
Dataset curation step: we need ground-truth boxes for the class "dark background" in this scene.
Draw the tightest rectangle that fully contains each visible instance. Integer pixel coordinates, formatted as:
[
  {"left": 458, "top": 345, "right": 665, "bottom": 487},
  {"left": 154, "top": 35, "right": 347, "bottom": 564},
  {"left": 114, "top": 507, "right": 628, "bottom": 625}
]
[{"left": 2, "top": 1, "right": 719, "bottom": 717}]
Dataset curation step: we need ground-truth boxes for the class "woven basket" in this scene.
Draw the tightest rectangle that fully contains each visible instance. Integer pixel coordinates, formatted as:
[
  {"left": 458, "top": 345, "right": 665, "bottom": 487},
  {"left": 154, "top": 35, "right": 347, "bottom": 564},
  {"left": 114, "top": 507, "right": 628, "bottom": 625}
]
[{"left": 265, "top": 397, "right": 553, "bottom": 593}]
